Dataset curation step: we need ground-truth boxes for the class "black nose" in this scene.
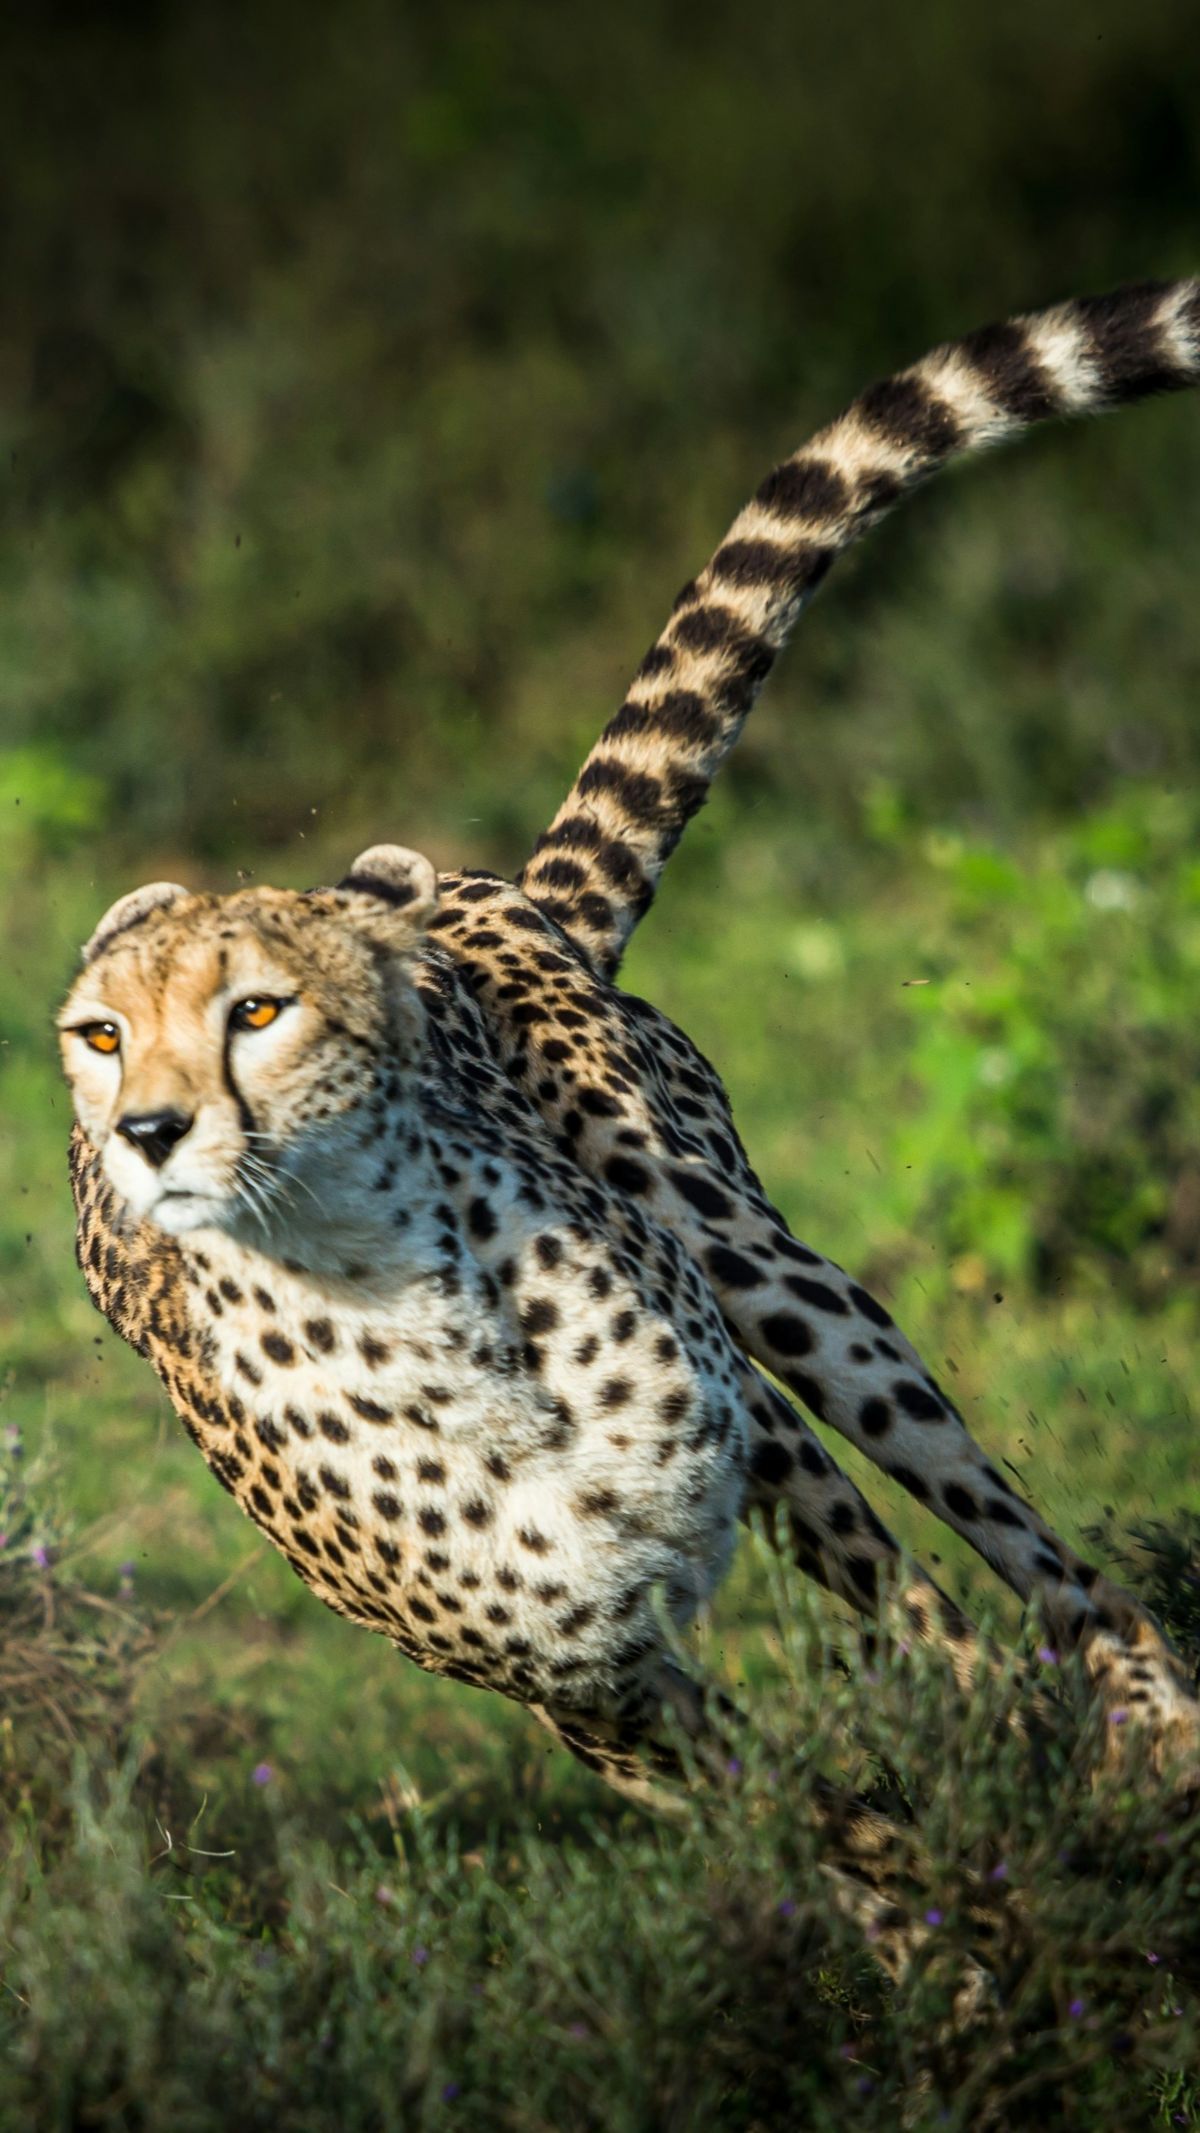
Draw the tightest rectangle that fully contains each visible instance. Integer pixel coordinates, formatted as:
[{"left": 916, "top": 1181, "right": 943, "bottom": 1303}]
[{"left": 116, "top": 1108, "right": 194, "bottom": 1169}]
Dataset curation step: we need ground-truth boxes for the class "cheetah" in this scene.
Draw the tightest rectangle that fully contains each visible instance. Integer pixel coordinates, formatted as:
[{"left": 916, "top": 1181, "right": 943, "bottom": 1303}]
[{"left": 60, "top": 278, "right": 1200, "bottom": 1980}]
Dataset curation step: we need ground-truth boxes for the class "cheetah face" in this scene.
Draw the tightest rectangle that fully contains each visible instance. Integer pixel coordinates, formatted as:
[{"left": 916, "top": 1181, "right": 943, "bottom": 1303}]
[{"left": 58, "top": 845, "right": 437, "bottom": 1241}]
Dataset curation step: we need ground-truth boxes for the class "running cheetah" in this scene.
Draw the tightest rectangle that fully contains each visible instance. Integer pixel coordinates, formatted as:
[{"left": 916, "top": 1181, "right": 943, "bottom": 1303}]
[{"left": 60, "top": 278, "right": 1200, "bottom": 1971}]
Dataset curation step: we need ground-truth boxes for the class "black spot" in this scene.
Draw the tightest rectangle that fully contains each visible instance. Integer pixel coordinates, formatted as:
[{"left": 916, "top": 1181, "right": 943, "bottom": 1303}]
[
  {"left": 889, "top": 1464, "right": 931, "bottom": 1503},
  {"left": 858, "top": 373, "right": 962, "bottom": 459},
  {"left": 984, "top": 1496, "right": 1026, "bottom": 1530},
  {"left": 847, "top": 1556, "right": 879, "bottom": 1604},
  {"left": 760, "top": 1311, "right": 815, "bottom": 1356},
  {"left": 784, "top": 1275, "right": 848, "bottom": 1315},
  {"left": 710, "top": 539, "right": 832, "bottom": 595},
  {"left": 418, "top": 1507, "right": 446, "bottom": 1538},
  {"left": 755, "top": 456, "right": 851, "bottom": 522},
  {"left": 893, "top": 1380, "right": 946, "bottom": 1422},
  {"left": 635, "top": 643, "right": 676, "bottom": 680},
  {"left": 848, "top": 1284, "right": 892, "bottom": 1329},
  {"left": 373, "top": 1492, "right": 403, "bottom": 1520},
  {"left": 577, "top": 1488, "right": 619, "bottom": 1517},
  {"left": 606, "top": 1156, "right": 652, "bottom": 1195},
  {"left": 600, "top": 1378, "right": 632, "bottom": 1409},
  {"left": 318, "top": 1411, "right": 351, "bottom": 1444},
  {"left": 468, "top": 1197, "right": 497, "bottom": 1241},
  {"left": 577, "top": 756, "right": 662, "bottom": 825},
  {"left": 750, "top": 1438, "right": 793, "bottom": 1486},
  {"left": 1077, "top": 281, "right": 1180, "bottom": 403},
  {"left": 943, "top": 1483, "right": 979, "bottom": 1521},
  {"left": 520, "top": 1297, "right": 560, "bottom": 1336},
  {"left": 788, "top": 1372, "right": 828, "bottom": 1422},
  {"left": 859, "top": 1398, "right": 891, "bottom": 1438},
  {"left": 960, "top": 318, "right": 1059, "bottom": 421},
  {"left": 304, "top": 1317, "right": 337, "bottom": 1353},
  {"left": 830, "top": 1501, "right": 857, "bottom": 1535},
  {"left": 669, "top": 1167, "right": 732, "bottom": 1220},
  {"left": 707, "top": 1245, "right": 765, "bottom": 1289},
  {"left": 348, "top": 1394, "right": 392, "bottom": 1424},
  {"left": 517, "top": 1527, "right": 552, "bottom": 1554}
]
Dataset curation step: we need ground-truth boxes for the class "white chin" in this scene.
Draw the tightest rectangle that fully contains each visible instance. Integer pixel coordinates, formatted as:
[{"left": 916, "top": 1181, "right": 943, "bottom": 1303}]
[{"left": 148, "top": 1192, "right": 230, "bottom": 1236}]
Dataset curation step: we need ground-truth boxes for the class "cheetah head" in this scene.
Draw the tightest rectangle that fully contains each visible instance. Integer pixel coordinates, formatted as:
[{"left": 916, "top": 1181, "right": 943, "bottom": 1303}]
[{"left": 58, "top": 845, "right": 438, "bottom": 1241}]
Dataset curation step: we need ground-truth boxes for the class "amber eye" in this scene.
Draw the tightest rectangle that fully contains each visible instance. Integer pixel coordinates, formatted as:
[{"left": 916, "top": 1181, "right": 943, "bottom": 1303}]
[
  {"left": 78, "top": 1022, "right": 121, "bottom": 1055},
  {"left": 229, "top": 997, "right": 284, "bottom": 1032}
]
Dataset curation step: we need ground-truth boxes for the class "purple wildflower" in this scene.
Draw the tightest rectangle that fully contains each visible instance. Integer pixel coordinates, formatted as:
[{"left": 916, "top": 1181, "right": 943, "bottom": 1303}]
[
  {"left": 1146, "top": 1951, "right": 1160, "bottom": 1965},
  {"left": 989, "top": 1861, "right": 1008, "bottom": 1882},
  {"left": 412, "top": 1946, "right": 429, "bottom": 1967},
  {"left": 1069, "top": 1997, "right": 1085, "bottom": 2019},
  {"left": 726, "top": 1757, "right": 742, "bottom": 1778},
  {"left": 568, "top": 2022, "right": 588, "bottom": 2040},
  {"left": 31, "top": 1544, "right": 49, "bottom": 1570},
  {"left": 924, "top": 1908, "right": 943, "bottom": 1927},
  {"left": 1037, "top": 1646, "right": 1059, "bottom": 1665},
  {"left": 1108, "top": 1708, "right": 1129, "bottom": 1726},
  {"left": 251, "top": 1762, "right": 273, "bottom": 1786},
  {"left": 441, "top": 2082, "right": 460, "bottom": 2102},
  {"left": 778, "top": 1898, "right": 797, "bottom": 1919}
]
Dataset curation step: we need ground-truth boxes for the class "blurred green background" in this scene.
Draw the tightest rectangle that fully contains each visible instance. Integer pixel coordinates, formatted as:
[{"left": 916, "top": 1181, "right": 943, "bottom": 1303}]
[{"left": 1, "top": 0, "right": 1198, "bottom": 1810}]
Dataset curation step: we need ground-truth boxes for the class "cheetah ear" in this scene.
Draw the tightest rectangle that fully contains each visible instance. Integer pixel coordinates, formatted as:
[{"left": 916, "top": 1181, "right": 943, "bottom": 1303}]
[
  {"left": 82, "top": 881, "right": 191, "bottom": 965},
  {"left": 337, "top": 844, "right": 439, "bottom": 940}
]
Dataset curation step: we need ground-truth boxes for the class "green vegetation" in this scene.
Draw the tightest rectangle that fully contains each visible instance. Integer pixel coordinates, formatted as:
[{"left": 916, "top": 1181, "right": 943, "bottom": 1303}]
[{"left": 2, "top": 0, "right": 1199, "bottom": 2122}]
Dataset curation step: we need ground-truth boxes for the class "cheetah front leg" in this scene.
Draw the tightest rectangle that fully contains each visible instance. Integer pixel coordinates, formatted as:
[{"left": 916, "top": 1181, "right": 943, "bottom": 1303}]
[
  {"left": 734, "top": 1361, "right": 1049, "bottom": 1710},
  {"left": 709, "top": 1205, "right": 1200, "bottom": 1788}
]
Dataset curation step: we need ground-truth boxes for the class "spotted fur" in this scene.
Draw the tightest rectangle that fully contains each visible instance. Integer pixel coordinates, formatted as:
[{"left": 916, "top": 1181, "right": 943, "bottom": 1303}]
[{"left": 60, "top": 281, "right": 1200, "bottom": 1988}]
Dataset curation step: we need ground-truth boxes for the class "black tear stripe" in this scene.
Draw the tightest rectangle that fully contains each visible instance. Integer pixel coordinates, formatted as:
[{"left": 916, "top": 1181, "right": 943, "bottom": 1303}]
[
  {"left": 223, "top": 1022, "right": 260, "bottom": 1142},
  {"left": 519, "top": 276, "right": 1198, "bottom": 979}
]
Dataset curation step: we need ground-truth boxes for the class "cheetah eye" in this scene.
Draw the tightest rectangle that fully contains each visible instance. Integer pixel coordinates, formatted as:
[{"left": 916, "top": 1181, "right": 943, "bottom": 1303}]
[
  {"left": 76, "top": 1021, "right": 121, "bottom": 1056},
  {"left": 229, "top": 997, "right": 288, "bottom": 1033}
]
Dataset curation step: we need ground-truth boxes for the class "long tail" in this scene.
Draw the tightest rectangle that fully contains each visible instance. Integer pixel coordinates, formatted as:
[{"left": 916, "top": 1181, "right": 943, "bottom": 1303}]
[{"left": 519, "top": 277, "right": 1200, "bottom": 980}]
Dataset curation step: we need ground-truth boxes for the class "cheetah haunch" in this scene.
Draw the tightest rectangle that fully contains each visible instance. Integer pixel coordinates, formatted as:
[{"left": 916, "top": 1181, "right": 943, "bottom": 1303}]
[{"left": 61, "top": 279, "right": 1200, "bottom": 1975}]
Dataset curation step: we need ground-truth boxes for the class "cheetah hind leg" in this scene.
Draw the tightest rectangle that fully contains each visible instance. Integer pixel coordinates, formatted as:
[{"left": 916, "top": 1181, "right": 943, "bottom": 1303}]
[{"left": 531, "top": 1667, "right": 998, "bottom": 2027}]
